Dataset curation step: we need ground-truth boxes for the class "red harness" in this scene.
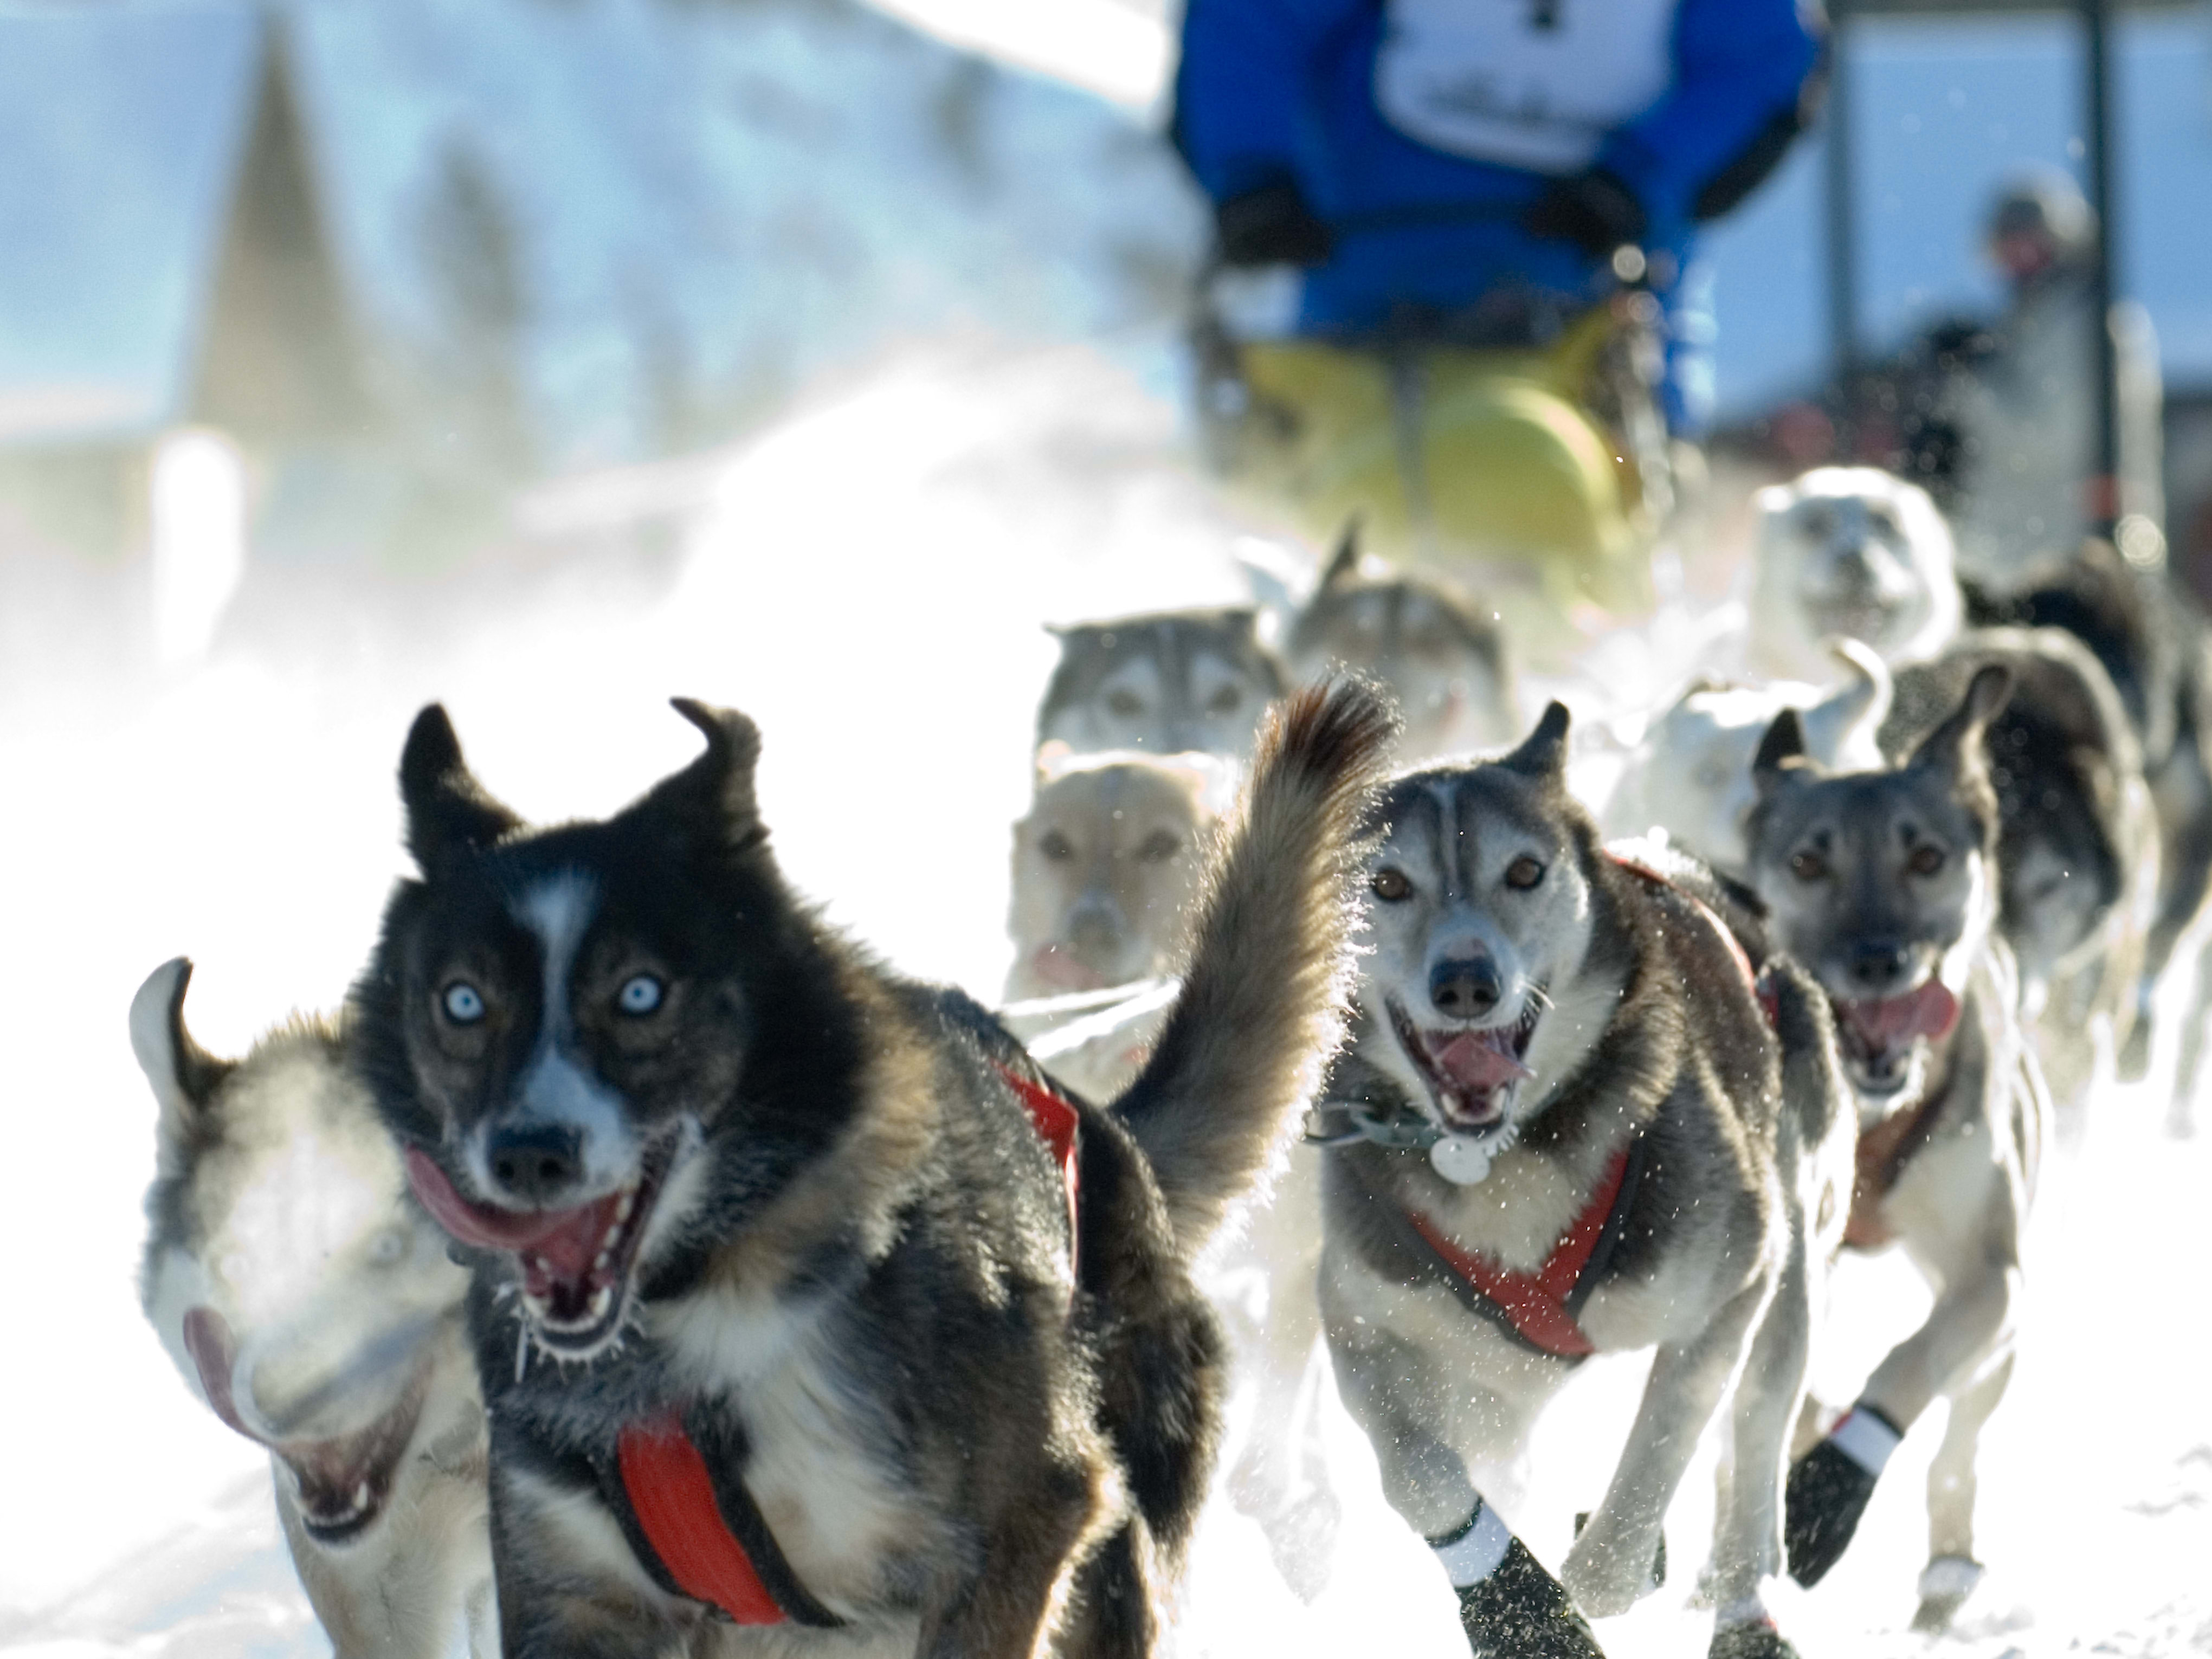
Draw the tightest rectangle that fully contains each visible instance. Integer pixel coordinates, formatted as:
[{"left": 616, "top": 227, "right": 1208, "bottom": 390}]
[
  {"left": 609, "top": 1063, "right": 1082, "bottom": 1627},
  {"left": 1405, "top": 1144, "right": 1634, "bottom": 1358},
  {"left": 1392, "top": 853, "right": 1771, "bottom": 1361}
]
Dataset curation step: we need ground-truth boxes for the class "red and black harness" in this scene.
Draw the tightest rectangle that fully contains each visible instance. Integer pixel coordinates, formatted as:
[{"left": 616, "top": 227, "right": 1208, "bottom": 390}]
[
  {"left": 1380, "top": 854, "right": 1772, "bottom": 1363},
  {"left": 583, "top": 1060, "right": 1082, "bottom": 1627}
]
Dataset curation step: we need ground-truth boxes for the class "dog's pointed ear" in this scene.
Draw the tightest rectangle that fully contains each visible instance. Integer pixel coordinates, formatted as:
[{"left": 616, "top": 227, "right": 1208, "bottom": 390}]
[
  {"left": 130, "top": 958, "right": 234, "bottom": 1172},
  {"left": 1499, "top": 701, "right": 1571, "bottom": 783},
  {"left": 1320, "top": 518, "right": 1363, "bottom": 590},
  {"left": 1908, "top": 663, "right": 2011, "bottom": 781},
  {"left": 399, "top": 705, "right": 520, "bottom": 872},
  {"left": 1753, "top": 708, "right": 1809, "bottom": 796},
  {"left": 641, "top": 698, "right": 765, "bottom": 847}
]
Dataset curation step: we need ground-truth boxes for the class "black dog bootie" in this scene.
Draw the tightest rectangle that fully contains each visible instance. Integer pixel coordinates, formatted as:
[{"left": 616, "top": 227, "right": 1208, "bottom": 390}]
[
  {"left": 1454, "top": 1538, "right": 1605, "bottom": 1659},
  {"left": 1784, "top": 1402, "right": 1903, "bottom": 1585}
]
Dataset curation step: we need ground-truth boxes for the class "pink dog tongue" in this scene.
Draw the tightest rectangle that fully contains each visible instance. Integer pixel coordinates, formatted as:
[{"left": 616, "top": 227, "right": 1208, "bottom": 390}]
[
  {"left": 1848, "top": 982, "right": 1962, "bottom": 1046},
  {"left": 1431, "top": 1031, "right": 1532, "bottom": 1089},
  {"left": 404, "top": 1147, "right": 582, "bottom": 1255}
]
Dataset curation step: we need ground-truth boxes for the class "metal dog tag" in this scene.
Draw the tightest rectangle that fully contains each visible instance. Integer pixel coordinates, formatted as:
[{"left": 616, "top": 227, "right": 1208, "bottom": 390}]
[{"left": 1430, "top": 1134, "right": 1495, "bottom": 1185}]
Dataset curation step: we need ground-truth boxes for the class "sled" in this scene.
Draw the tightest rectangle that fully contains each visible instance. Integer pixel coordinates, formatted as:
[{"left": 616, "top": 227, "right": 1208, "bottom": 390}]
[{"left": 1195, "top": 287, "right": 1675, "bottom": 643}]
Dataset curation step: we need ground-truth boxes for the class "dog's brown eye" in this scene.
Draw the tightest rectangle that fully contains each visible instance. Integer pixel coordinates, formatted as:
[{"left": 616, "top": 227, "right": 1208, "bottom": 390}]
[
  {"left": 1136, "top": 830, "right": 1180, "bottom": 863},
  {"left": 1371, "top": 867, "right": 1412, "bottom": 902},
  {"left": 1908, "top": 844, "right": 1945, "bottom": 877},
  {"left": 1504, "top": 855, "right": 1545, "bottom": 890},
  {"left": 1038, "top": 830, "right": 1075, "bottom": 862},
  {"left": 1790, "top": 850, "right": 1826, "bottom": 882}
]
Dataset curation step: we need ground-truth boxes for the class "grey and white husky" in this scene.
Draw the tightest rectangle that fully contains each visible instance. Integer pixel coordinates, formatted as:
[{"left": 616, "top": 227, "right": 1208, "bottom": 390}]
[
  {"left": 1745, "top": 667, "right": 2048, "bottom": 1632},
  {"left": 353, "top": 682, "right": 1392, "bottom": 1658},
  {"left": 1036, "top": 607, "right": 1286, "bottom": 761},
  {"left": 1284, "top": 528, "right": 1519, "bottom": 762},
  {"left": 132, "top": 959, "right": 493, "bottom": 1659},
  {"left": 1314, "top": 708, "right": 1855, "bottom": 1659}
]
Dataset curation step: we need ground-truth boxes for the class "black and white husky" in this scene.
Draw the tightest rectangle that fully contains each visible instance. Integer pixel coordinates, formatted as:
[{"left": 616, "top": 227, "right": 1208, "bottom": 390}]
[
  {"left": 1312, "top": 707, "right": 1855, "bottom": 1659},
  {"left": 353, "top": 682, "right": 1392, "bottom": 1658},
  {"left": 132, "top": 959, "right": 493, "bottom": 1658}
]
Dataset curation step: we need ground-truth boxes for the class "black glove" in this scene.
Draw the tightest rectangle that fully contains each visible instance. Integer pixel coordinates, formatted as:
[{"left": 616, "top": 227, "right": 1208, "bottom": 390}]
[
  {"left": 1522, "top": 169, "right": 1647, "bottom": 260},
  {"left": 1216, "top": 180, "right": 1333, "bottom": 268}
]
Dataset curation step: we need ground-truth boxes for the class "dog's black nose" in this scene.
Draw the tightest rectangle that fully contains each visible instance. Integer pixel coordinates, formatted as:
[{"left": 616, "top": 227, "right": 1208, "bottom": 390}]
[
  {"left": 1848, "top": 941, "right": 1913, "bottom": 993},
  {"left": 1430, "top": 957, "right": 1501, "bottom": 1021},
  {"left": 486, "top": 1124, "right": 585, "bottom": 1206}
]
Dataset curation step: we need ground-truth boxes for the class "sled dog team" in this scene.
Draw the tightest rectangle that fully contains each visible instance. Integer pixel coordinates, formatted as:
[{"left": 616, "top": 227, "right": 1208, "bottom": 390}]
[{"left": 137, "top": 468, "right": 2205, "bottom": 1659}]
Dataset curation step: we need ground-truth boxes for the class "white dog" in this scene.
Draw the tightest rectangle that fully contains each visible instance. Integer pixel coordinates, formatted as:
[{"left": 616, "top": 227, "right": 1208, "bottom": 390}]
[
  {"left": 1749, "top": 468, "right": 1962, "bottom": 684},
  {"left": 1608, "top": 640, "right": 1893, "bottom": 880}
]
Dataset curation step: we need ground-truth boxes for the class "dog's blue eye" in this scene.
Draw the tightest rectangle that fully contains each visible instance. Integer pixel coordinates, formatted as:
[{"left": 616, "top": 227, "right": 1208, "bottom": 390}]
[
  {"left": 618, "top": 974, "right": 664, "bottom": 1016},
  {"left": 442, "top": 982, "right": 485, "bottom": 1024}
]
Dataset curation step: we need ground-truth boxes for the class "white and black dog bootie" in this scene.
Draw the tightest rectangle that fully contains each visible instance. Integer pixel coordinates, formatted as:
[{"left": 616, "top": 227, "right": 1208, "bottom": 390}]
[{"left": 1785, "top": 1401, "right": 1904, "bottom": 1585}]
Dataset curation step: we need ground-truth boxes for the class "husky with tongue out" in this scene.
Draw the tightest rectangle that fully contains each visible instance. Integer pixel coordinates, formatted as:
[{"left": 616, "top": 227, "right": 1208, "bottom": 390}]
[
  {"left": 130, "top": 959, "right": 493, "bottom": 1659},
  {"left": 1312, "top": 704, "right": 1856, "bottom": 1659},
  {"left": 352, "top": 682, "right": 1393, "bottom": 1659},
  {"left": 1744, "top": 664, "right": 2048, "bottom": 1634}
]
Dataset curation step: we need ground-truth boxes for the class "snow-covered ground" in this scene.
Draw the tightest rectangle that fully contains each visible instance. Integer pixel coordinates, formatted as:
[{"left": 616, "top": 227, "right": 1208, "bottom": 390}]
[{"left": 2, "top": 332, "right": 2209, "bottom": 1658}]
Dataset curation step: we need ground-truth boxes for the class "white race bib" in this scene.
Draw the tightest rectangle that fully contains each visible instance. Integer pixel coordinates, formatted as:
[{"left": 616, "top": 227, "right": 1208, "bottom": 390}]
[{"left": 1374, "top": 0, "right": 1677, "bottom": 173}]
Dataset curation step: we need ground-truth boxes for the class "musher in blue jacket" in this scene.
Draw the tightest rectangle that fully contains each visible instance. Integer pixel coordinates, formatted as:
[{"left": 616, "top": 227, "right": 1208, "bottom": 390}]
[{"left": 1174, "top": 0, "right": 1825, "bottom": 432}]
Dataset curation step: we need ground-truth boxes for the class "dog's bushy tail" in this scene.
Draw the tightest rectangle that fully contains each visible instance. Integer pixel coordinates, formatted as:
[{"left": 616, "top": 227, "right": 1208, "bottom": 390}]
[{"left": 1113, "top": 678, "right": 1396, "bottom": 1255}]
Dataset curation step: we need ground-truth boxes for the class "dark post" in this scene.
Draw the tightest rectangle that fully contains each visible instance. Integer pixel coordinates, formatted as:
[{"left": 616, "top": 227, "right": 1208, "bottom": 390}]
[
  {"left": 2081, "top": 0, "right": 2120, "bottom": 531},
  {"left": 1823, "top": 1, "right": 1857, "bottom": 456}
]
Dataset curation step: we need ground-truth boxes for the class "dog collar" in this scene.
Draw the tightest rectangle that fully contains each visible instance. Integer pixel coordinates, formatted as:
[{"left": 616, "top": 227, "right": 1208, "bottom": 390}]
[
  {"left": 1305, "top": 1093, "right": 1442, "bottom": 1150},
  {"left": 600, "top": 1063, "right": 1082, "bottom": 1627}
]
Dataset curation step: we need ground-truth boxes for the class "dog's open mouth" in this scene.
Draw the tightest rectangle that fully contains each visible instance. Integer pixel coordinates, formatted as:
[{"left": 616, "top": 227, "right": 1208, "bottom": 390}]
[
  {"left": 283, "top": 1372, "right": 429, "bottom": 1544},
  {"left": 404, "top": 1131, "right": 682, "bottom": 1355},
  {"left": 180, "top": 1305, "right": 427, "bottom": 1546},
  {"left": 1389, "top": 996, "right": 1540, "bottom": 1133},
  {"left": 1028, "top": 943, "right": 1110, "bottom": 994},
  {"left": 1831, "top": 982, "right": 1961, "bottom": 1094}
]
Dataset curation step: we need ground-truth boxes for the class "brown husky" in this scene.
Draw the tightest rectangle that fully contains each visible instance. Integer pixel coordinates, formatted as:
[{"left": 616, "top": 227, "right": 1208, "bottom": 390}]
[{"left": 1746, "top": 666, "right": 2047, "bottom": 1632}]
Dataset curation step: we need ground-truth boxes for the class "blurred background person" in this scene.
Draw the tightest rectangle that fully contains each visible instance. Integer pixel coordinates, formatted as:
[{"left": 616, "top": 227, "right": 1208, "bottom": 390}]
[{"left": 1900, "top": 169, "right": 2164, "bottom": 586}]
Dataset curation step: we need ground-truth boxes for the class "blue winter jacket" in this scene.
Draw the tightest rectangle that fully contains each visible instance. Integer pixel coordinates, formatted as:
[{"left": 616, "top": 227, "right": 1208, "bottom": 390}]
[{"left": 1174, "top": 0, "right": 1823, "bottom": 425}]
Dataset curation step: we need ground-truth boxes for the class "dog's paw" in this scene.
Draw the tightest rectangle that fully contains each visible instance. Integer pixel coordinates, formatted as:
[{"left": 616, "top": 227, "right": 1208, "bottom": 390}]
[
  {"left": 1262, "top": 1486, "right": 1343, "bottom": 1604},
  {"left": 1708, "top": 1616, "right": 1799, "bottom": 1659},
  {"left": 1457, "top": 1538, "right": 1608, "bottom": 1659},
  {"left": 1908, "top": 1554, "right": 1984, "bottom": 1632},
  {"left": 1559, "top": 1526, "right": 1653, "bottom": 1620},
  {"left": 1784, "top": 1435, "right": 1884, "bottom": 1585}
]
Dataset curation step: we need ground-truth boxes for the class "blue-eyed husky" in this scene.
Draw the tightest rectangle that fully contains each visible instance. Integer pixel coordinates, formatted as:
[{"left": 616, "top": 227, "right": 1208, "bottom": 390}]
[{"left": 352, "top": 681, "right": 1392, "bottom": 1658}]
